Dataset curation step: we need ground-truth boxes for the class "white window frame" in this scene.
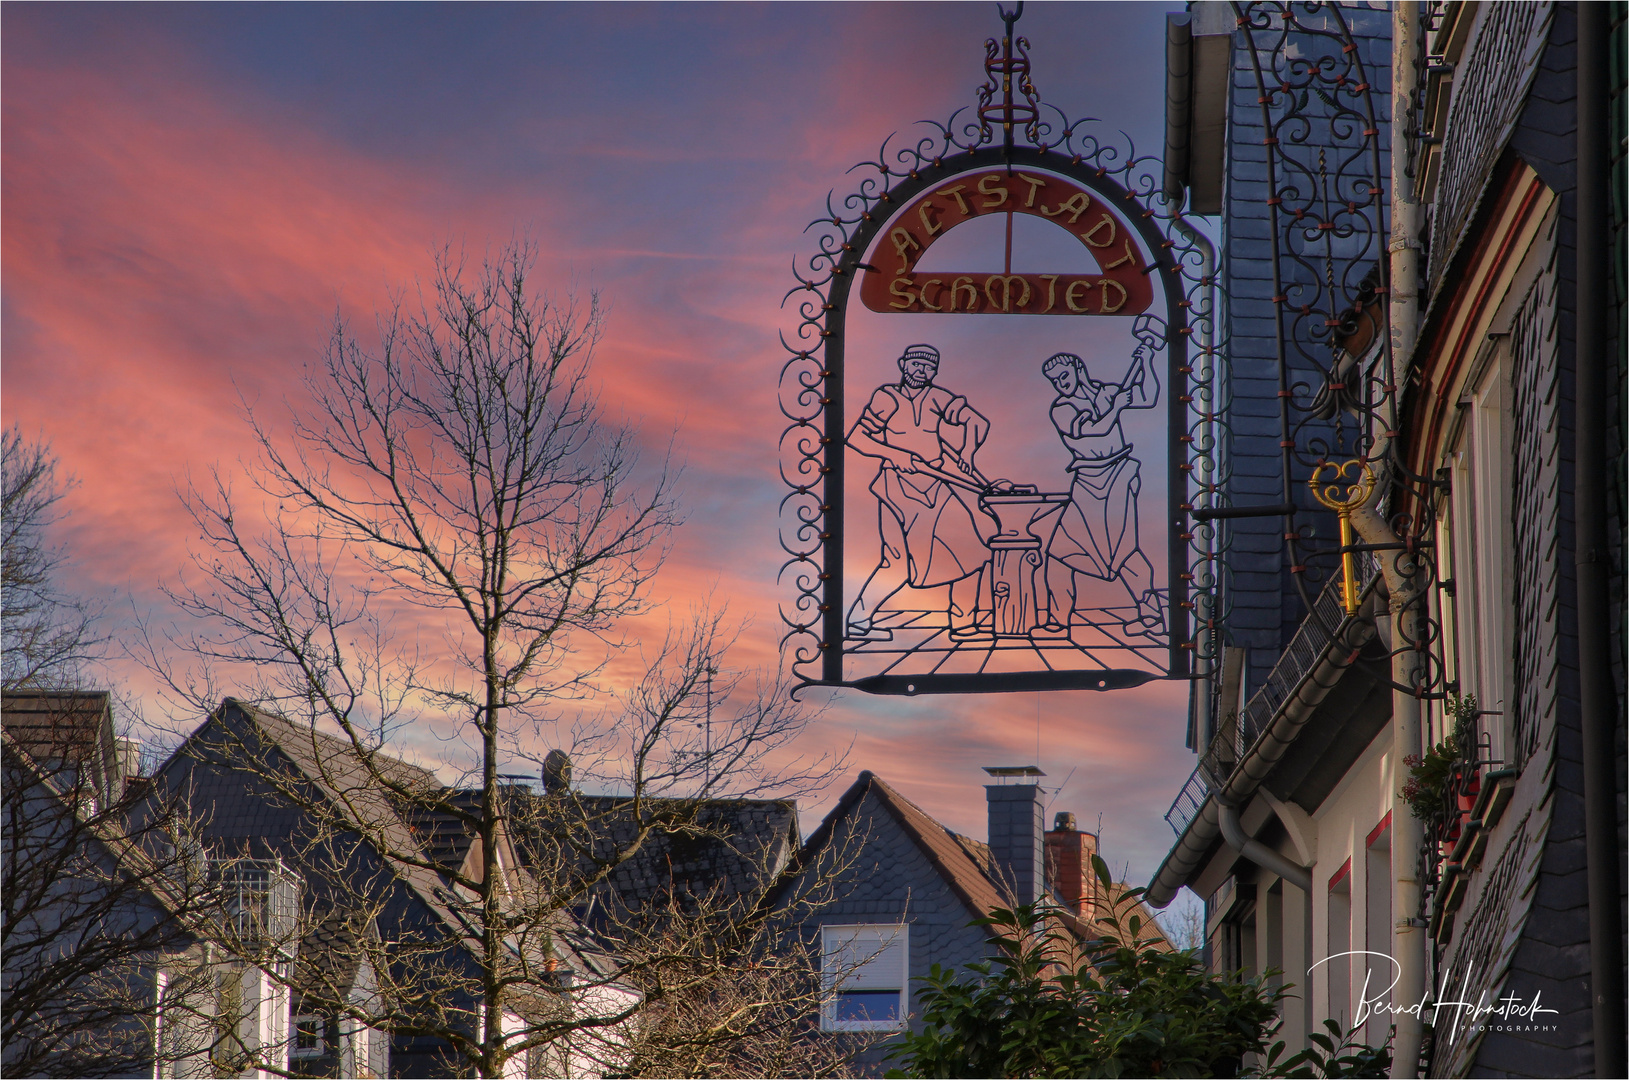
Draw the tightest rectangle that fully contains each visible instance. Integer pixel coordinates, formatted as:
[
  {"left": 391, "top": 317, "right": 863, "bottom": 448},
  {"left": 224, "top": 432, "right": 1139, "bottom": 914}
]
[
  {"left": 820, "top": 923, "right": 909, "bottom": 1032},
  {"left": 1325, "top": 860, "right": 1353, "bottom": 1028},
  {"left": 1444, "top": 351, "right": 1513, "bottom": 761},
  {"left": 153, "top": 969, "right": 169, "bottom": 1080},
  {"left": 290, "top": 1013, "right": 325, "bottom": 1059}
]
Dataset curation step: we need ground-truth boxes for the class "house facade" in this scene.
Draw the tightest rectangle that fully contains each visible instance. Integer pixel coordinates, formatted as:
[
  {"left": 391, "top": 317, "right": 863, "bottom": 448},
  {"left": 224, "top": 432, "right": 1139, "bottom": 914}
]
[
  {"left": 779, "top": 767, "right": 1164, "bottom": 1075},
  {"left": 141, "top": 698, "right": 651, "bottom": 1079},
  {"left": 3, "top": 691, "right": 181, "bottom": 1079},
  {"left": 1151, "top": 3, "right": 1625, "bottom": 1076}
]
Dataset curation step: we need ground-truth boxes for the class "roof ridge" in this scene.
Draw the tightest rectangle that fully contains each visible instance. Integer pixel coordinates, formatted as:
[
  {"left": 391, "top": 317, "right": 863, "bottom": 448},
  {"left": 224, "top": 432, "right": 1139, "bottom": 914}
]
[{"left": 226, "top": 698, "right": 432, "bottom": 780}]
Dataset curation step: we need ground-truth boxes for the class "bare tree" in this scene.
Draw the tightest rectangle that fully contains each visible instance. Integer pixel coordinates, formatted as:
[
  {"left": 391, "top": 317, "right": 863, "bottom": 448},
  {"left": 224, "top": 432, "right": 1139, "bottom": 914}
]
[
  {"left": 1155, "top": 893, "right": 1206, "bottom": 953},
  {"left": 0, "top": 438, "right": 215, "bottom": 1078},
  {"left": 2, "top": 429, "right": 104, "bottom": 691},
  {"left": 146, "top": 241, "right": 850, "bottom": 1078}
]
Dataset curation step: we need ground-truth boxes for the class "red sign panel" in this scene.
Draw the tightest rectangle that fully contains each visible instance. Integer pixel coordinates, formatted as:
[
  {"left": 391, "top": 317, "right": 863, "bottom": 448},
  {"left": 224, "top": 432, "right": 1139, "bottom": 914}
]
[{"left": 858, "top": 169, "right": 1154, "bottom": 316}]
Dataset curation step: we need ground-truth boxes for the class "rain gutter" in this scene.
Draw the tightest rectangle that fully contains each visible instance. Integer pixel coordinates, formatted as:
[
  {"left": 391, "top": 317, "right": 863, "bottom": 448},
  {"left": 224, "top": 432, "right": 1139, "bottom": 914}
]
[
  {"left": 1147, "top": 587, "right": 1379, "bottom": 907},
  {"left": 1574, "top": 6, "right": 1627, "bottom": 1074}
]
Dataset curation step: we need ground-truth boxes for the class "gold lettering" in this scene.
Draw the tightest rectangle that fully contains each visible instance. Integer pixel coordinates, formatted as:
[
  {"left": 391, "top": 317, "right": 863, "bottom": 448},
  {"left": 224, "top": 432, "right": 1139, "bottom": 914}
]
[
  {"left": 977, "top": 174, "right": 1009, "bottom": 209},
  {"left": 938, "top": 185, "right": 970, "bottom": 215},
  {"left": 1102, "top": 238, "right": 1136, "bottom": 270},
  {"left": 919, "top": 279, "right": 944, "bottom": 311},
  {"left": 891, "top": 227, "right": 922, "bottom": 271},
  {"left": 1039, "top": 274, "right": 1060, "bottom": 314},
  {"left": 1065, "top": 279, "right": 1093, "bottom": 313},
  {"left": 1100, "top": 279, "right": 1128, "bottom": 313},
  {"left": 950, "top": 276, "right": 979, "bottom": 312},
  {"left": 889, "top": 276, "right": 918, "bottom": 310},
  {"left": 918, "top": 201, "right": 943, "bottom": 236},
  {"left": 985, "top": 274, "right": 1031, "bottom": 312},
  {"left": 1016, "top": 173, "right": 1047, "bottom": 207},
  {"left": 1081, "top": 213, "right": 1117, "bottom": 247},
  {"left": 1041, "top": 191, "right": 1092, "bottom": 224}
]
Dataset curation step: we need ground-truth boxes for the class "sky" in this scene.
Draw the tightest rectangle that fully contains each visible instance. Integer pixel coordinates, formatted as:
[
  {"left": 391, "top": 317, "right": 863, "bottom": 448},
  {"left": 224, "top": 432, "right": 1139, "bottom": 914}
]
[{"left": 2, "top": 1, "right": 1201, "bottom": 914}]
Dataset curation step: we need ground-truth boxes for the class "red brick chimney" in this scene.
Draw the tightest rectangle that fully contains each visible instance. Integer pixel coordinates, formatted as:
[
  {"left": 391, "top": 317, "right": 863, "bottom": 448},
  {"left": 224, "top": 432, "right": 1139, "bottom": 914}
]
[{"left": 1044, "top": 811, "right": 1099, "bottom": 916}]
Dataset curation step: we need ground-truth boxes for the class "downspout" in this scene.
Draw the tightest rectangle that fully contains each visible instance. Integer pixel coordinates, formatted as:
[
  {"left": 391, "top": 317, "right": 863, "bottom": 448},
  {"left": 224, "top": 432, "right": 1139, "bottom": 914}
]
[
  {"left": 1574, "top": 7, "right": 1628, "bottom": 1075},
  {"left": 1348, "top": 4, "right": 1427, "bottom": 1075},
  {"left": 1216, "top": 799, "right": 1312, "bottom": 893},
  {"left": 1204, "top": 597, "right": 1377, "bottom": 899},
  {"left": 1146, "top": 592, "right": 1380, "bottom": 908}
]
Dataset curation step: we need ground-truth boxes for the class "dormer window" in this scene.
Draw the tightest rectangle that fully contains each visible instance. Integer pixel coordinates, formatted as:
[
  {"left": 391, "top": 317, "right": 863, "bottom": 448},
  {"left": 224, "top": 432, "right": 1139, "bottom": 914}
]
[{"left": 821, "top": 924, "right": 908, "bottom": 1031}]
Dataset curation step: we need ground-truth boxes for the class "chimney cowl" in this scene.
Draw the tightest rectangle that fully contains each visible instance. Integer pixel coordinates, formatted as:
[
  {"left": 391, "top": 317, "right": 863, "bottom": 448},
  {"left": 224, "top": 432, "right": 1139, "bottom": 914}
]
[{"left": 1053, "top": 811, "right": 1077, "bottom": 832}]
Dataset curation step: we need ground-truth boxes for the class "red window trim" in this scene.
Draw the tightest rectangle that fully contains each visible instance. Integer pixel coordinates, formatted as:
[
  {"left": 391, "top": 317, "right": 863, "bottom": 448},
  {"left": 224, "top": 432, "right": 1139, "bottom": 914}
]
[
  {"left": 1328, "top": 857, "right": 1352, "bottom": 892},
  {"left": 1366, "top": 811, "right": 1393, "bottom": 849}
]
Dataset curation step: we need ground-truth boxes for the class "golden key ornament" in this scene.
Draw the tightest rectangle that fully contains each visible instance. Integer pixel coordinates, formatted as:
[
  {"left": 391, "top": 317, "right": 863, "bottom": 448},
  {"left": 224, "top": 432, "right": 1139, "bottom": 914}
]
[{"left": 1309, "top": 459, "right": 1377, "bottom": 616}]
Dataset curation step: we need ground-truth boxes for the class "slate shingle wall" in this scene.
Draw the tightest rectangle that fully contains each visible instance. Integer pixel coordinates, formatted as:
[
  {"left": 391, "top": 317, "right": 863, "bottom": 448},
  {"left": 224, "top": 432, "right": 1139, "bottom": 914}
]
[
  {"left": 1424, "top": 7, "right": 1599, "bottom": 1074},
  {"left": 984, "top": 784, "right": 1044, "bottom": 906},
  {"left": 1472, "top": 8, "right": 1597, "bottom": 1073},
  {"left": 147, "top": 714, "right": 477, "bottom": 1079}
]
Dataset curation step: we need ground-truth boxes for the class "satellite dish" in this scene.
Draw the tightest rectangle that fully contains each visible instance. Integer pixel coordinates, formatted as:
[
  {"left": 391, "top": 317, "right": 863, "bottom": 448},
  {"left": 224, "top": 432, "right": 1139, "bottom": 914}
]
[{"left": 542, "top": 750, "right": 572, "bottom": 794}]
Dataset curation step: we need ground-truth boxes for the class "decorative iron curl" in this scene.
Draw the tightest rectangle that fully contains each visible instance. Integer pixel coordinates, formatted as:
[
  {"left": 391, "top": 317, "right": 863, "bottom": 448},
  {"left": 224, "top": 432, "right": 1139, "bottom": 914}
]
[{"left": 1233, "top": 2, "right": 1401, "bottom": 641}]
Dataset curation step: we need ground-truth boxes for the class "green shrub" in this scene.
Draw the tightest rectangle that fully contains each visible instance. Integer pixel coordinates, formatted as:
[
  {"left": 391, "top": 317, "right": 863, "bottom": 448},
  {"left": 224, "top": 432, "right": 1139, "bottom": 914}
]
[{"left": 884, "top": 855, "right": 1390, "bottom": 1079}]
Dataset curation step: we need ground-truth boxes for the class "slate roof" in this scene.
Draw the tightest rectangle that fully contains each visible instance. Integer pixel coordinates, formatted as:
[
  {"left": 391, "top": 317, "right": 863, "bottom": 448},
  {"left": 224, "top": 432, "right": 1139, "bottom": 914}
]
[
  {"left": 2, "top": 729, "right": 192, "bottom": 923},
  {"left": 161, "top": 701, "right": 614, "bottom": 977},
  {"left": 183, "top": 701, "right": 657, "bottom": 991},
  {"left": 402, "top": 787, "right": 489, "bottom": 881},
  {"left": 293, "top": 911, "right": 374, "bottom": 999},
  {"left": 505, "top": 791, "right": 799, "bottom": 929}
]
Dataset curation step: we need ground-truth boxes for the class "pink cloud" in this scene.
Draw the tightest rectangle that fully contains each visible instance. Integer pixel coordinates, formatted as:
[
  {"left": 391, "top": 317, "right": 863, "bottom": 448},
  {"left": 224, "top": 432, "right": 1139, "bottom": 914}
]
[{"left": 3, "top": 4, "right": 1193, "bottom": 886}]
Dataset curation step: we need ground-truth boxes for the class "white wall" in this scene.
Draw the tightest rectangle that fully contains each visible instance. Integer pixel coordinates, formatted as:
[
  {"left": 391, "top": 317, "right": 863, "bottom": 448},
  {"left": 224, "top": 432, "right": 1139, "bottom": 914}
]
[{"left": 1305, "top": 729, "right": 1393, "bottom": 1044}]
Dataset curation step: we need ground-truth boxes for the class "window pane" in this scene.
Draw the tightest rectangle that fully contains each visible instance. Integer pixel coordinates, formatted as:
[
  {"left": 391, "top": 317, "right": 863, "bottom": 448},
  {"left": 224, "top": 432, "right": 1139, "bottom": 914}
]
[
  {"left": 295, "top": 1016, "right": 323, "bottom": 1052},
  {"left": 835, "top": 990, "right": 900, "bottom": 1023}
]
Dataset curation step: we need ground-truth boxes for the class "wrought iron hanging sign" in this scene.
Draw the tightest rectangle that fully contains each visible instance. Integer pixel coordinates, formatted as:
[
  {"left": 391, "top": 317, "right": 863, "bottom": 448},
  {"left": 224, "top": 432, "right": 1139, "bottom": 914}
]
[{"left": 780, "top": 4, "right": 1216, "bottom": 697}]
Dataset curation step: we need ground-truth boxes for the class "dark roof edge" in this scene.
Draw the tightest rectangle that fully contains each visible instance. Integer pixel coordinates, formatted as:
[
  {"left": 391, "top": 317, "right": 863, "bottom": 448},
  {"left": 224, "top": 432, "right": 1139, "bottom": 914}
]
[{"left": 1164, "top": 13, "right": 1195, "bottom": 202}]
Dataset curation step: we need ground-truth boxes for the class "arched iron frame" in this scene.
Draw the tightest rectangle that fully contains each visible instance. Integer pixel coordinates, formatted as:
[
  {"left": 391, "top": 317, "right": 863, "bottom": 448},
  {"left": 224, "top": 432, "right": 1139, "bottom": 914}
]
[{"left": 779, "top": 19, "right": 1218, "bottom": 698}]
